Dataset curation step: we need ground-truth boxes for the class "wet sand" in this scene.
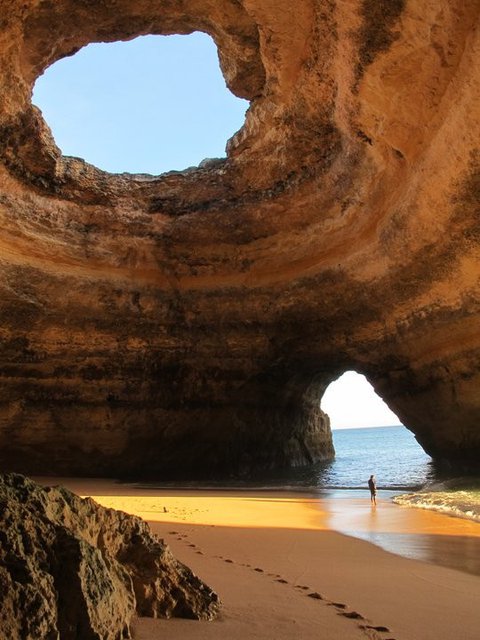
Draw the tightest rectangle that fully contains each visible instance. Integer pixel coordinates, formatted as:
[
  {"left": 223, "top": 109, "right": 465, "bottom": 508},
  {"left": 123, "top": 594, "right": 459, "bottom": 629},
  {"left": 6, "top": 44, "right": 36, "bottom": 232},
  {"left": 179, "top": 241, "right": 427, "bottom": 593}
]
[
  {"left": 35, "top": 478, "right": 480, "bottom": 640},
  {"left": 327, "top": 489, "right": 480, "bottom": 576}
]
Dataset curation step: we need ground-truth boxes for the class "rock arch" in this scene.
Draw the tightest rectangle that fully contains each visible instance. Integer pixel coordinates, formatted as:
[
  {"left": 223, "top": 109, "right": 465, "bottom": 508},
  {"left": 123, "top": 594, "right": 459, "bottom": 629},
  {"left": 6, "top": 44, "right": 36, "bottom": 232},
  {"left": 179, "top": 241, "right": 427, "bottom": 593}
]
[{"left": 0, "top": 0, "right": 479, "bottom": 476}]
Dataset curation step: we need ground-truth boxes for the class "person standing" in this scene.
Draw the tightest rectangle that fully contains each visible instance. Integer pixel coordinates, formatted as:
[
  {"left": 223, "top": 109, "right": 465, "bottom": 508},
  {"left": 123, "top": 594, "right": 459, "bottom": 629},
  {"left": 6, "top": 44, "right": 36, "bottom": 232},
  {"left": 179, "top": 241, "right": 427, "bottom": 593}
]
[{"left": 368, "top": 474, "right": 377, "bottom": 505}]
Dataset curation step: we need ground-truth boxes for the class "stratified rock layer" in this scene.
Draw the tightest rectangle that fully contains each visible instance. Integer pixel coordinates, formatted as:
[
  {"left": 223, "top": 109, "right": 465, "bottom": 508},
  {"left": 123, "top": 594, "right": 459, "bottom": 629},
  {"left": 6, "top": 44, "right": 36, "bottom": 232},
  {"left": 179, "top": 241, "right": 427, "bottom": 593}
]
[
  {"left": 0, "top": 474, "right": 219, "bottom": 640},
  {"left": 0, "top": 0, "right": 479, "bottom": 474}
]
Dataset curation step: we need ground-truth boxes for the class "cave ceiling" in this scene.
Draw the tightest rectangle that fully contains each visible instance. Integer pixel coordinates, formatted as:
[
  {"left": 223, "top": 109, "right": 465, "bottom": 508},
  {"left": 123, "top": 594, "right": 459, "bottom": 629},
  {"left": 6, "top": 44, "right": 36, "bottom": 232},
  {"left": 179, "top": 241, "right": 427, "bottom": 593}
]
[{"left": 0, "top": 0, "right": 479, "bottom": 476}]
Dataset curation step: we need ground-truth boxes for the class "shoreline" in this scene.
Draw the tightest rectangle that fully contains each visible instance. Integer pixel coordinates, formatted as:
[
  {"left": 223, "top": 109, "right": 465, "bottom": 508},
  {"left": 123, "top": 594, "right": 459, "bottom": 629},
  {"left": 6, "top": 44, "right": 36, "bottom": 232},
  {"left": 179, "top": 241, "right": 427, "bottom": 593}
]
[
  {"left": 393, "top": 489, "right": 480, "bottom": 524},
  {"left": 34, "top": 477, "right": 480, "bottom": 640}
]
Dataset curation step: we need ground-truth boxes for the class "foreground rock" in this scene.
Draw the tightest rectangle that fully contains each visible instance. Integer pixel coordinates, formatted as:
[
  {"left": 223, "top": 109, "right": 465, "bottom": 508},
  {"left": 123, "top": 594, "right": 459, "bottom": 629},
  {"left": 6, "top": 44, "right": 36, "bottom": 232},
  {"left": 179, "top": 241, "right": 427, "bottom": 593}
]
[
  {"left": 0, "top": 0, "right": 479, "bottom": 473},
  {"left": 0, "top": 474, "right": 219, "bottom": 639}
]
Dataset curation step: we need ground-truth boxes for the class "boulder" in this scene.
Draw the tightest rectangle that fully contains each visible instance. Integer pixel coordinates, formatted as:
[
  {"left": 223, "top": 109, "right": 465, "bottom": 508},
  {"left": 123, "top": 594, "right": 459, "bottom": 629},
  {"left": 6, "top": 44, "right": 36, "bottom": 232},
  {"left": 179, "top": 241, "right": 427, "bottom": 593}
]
[{"left": 0, "top": 474, "right": 219, "bottom": 639}]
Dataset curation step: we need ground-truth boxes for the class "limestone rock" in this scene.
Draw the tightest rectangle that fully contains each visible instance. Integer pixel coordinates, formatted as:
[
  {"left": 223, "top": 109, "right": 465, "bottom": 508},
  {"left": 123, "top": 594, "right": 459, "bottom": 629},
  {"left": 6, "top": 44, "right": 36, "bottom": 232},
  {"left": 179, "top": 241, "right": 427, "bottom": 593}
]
[
  {"left": 0, "top": 474, "right": 219, "bottom": 640},
  {"left": 0, "top": 0, "right": 479, "bottom": 474}
]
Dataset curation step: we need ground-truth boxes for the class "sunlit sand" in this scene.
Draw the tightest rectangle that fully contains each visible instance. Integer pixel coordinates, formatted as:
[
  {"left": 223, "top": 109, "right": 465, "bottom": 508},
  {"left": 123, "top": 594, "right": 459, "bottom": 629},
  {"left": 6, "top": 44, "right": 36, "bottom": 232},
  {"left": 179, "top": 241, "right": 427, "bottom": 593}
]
[{"left": 35, "top": 478, "right": 480, "bottom": 640}]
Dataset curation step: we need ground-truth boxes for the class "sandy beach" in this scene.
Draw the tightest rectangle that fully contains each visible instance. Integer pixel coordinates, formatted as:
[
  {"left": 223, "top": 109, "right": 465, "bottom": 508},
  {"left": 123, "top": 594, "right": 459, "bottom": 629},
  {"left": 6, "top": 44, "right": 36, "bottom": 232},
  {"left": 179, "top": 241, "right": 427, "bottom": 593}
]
[{"left": 35, "top": 478, "right": 480, "bottom": 640}]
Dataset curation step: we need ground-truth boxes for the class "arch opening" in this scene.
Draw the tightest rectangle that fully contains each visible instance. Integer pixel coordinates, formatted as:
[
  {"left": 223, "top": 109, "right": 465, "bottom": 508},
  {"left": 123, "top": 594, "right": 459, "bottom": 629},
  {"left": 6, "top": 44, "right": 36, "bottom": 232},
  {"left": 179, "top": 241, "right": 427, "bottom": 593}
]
[
  {"left": 32, "top": 32, "right": 249, "bottom": 175},
  {"left": 321, "top": 370, "right": 401, "bottom": 430},
  {"left": 318, "top": 371, "right": 434, "bottom": 490}
]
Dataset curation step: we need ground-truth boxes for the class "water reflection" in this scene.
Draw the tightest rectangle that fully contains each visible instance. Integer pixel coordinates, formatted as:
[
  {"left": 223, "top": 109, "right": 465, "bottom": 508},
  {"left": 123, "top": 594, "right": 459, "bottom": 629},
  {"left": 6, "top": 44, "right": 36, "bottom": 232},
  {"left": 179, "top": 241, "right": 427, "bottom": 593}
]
[
  {"left": 325, "top": 490, "right": 480, "bottom": 578},
  {"left": 351, "top": 531, "right": 480, "bottom": 577}
]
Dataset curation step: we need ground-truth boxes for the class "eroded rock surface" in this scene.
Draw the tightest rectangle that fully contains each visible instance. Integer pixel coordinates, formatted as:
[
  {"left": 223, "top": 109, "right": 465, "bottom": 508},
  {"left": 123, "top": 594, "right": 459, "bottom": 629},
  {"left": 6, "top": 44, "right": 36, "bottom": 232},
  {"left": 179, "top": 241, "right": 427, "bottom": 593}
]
[
  {"left": 0, "top": 474, "right": 219, "bottom": 639},
  {"left": 0, "top": 0, "right": 479, "bottom": 474}
]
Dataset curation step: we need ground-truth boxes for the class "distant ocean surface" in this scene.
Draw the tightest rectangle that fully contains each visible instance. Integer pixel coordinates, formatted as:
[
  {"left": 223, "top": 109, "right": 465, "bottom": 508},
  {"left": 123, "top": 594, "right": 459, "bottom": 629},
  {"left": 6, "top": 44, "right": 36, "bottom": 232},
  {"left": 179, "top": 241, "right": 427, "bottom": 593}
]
[
  {"left": 209, "top": 425, "right": 437, "bottom": 491},
  {"left": 319, "top": 425, "right": 434, "bottom": 491}
]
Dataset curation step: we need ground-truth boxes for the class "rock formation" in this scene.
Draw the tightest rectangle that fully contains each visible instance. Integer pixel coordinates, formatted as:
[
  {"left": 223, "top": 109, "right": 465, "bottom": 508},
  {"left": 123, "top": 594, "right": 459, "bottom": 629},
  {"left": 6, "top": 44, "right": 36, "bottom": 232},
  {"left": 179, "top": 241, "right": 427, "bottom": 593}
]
[
  {"left": 0, "top": 473, "right": 219, "bottom": 639},
  {"left": 0, "top": 0, "right": 479, "bottom": 475}
]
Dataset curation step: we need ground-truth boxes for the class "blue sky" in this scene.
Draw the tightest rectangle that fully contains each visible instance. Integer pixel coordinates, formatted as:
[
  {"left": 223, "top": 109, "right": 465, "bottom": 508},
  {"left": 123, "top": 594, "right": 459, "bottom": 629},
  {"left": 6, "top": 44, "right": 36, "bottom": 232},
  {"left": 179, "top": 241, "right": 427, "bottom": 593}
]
[
  {"left": 33, "top": 32, "right": 248, "bottom": 174},
  {"left": 32, "top": 34, "right": 401, "bottom": 430}
]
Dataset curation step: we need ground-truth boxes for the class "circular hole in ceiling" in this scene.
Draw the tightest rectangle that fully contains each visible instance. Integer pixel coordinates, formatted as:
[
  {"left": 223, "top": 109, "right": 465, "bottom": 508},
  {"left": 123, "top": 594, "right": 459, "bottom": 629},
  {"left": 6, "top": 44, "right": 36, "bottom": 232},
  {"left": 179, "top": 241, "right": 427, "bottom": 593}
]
[{"left": 32, "top": 32, "right": 249, "bottom": 175}]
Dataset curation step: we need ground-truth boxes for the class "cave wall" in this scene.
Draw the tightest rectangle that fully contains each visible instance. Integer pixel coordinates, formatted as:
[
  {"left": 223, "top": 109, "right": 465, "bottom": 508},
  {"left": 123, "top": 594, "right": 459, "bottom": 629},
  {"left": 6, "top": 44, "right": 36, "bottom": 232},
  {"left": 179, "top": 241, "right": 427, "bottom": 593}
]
[{"left": 0, "top": 0, "right": 479, "bottom": 476}]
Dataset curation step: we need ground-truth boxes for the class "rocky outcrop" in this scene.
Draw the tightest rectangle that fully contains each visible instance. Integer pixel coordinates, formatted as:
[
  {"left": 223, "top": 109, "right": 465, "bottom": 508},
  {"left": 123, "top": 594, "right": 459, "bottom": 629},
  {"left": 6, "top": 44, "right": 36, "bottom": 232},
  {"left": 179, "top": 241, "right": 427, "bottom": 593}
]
[
  {"left": 0, "top": 473, "right": 219, "bottom": 639},
  {"left": 0, "top": 0, "right": 479, "bottom": 474}
]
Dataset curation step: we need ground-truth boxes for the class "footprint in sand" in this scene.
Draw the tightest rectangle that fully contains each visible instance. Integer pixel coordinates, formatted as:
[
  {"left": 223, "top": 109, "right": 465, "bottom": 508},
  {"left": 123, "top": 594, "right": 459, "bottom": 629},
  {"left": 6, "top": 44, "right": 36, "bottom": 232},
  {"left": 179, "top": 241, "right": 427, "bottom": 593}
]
[
  {"left": 307, "top": 592, "right": 323, "bottom": 600},
  {"left": 340, "top": 611, "right": 364, "bottom": 620},
  {"left": 360, "top": 624, "right": 391, "bottom": 633},
  {"left": 329, "top": 602, "right": 347, "bottom": 609},
  {"left": 295, "top": 585, "right": 309, "bottom": 590},
  {"left": 224, "top": 559, "right": 234, "bottom": 563},
  {"left": 254, "top": 567, "right": 264, "bottom": 573},
  {"left": 275, "top": 578, "right": 289, "bottom": 584},
  {"left": 196, "top": 551, "right": 204, "bottom": 555}
]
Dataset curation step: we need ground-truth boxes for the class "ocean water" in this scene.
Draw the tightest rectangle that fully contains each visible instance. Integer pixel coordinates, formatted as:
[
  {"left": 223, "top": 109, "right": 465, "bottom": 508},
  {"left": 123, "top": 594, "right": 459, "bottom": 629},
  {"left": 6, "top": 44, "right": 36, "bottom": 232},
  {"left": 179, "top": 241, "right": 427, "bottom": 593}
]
[
  {"left": 319, "top": 425, "right": 435, "bottom": 491},
  {"left": 225, "top": 425, "right": 437, "bottom": 491},
  {"left": 393, "top": 479, "right": 480, "bottom": 523}
]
